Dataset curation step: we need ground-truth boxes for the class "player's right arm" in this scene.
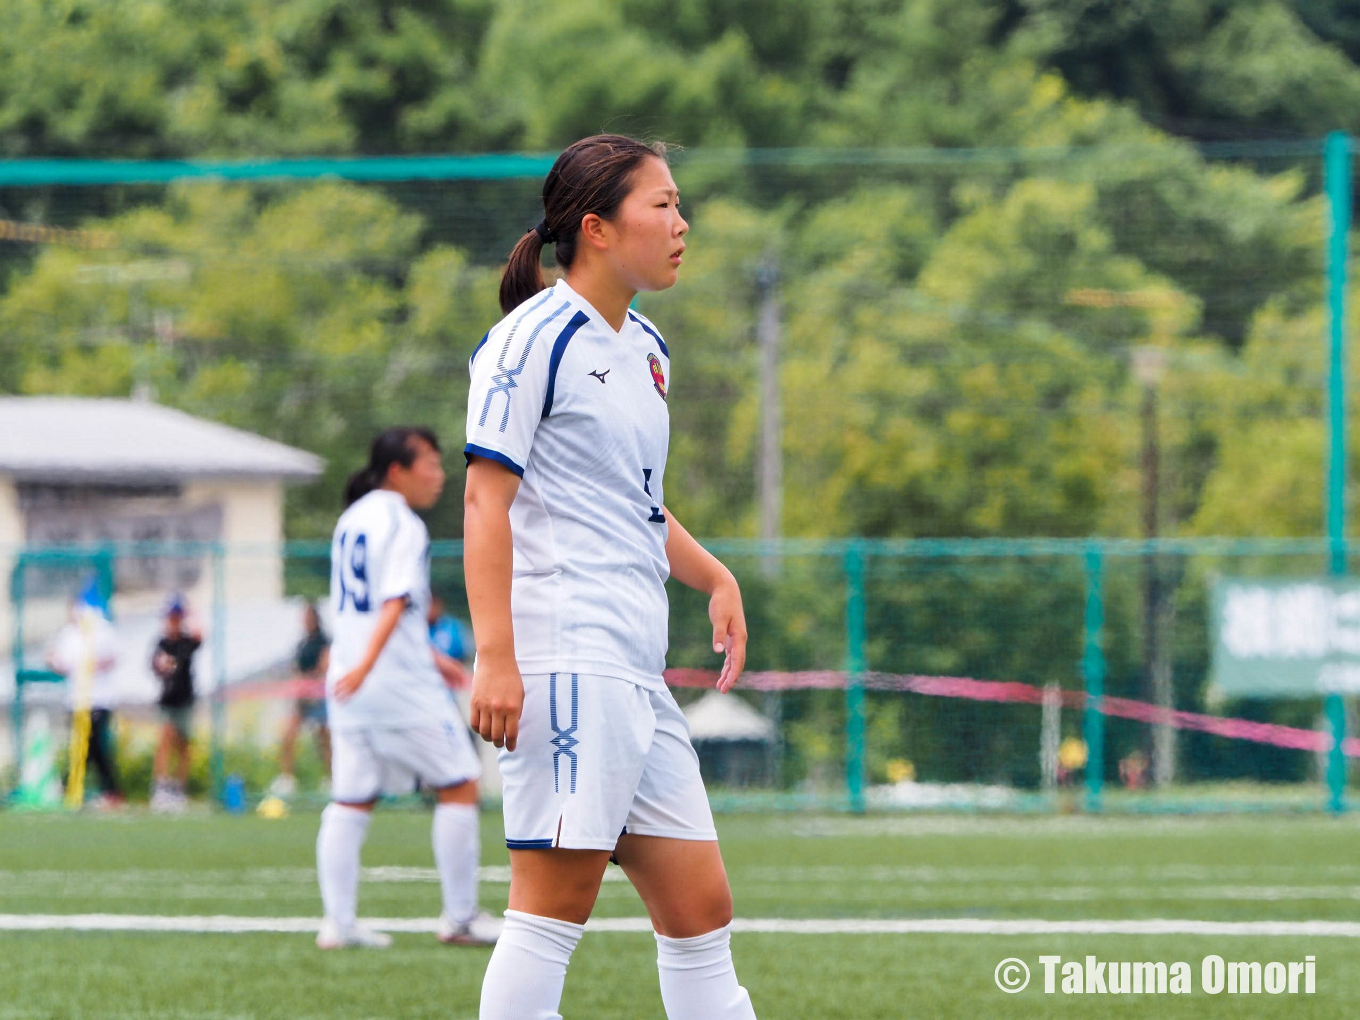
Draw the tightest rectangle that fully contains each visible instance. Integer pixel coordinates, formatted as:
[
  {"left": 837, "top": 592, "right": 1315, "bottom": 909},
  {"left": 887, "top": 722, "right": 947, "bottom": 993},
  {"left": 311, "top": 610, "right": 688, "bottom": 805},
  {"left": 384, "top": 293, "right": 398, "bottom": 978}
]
[
  {"left": 462, "top": 308, "right": 556, "bottom": 751},
  {"left": 333, "top": 597, "right": 405, "bottom": 701},
  {"left": 463, "top": 457, "right": 523, "bottom": 750}
]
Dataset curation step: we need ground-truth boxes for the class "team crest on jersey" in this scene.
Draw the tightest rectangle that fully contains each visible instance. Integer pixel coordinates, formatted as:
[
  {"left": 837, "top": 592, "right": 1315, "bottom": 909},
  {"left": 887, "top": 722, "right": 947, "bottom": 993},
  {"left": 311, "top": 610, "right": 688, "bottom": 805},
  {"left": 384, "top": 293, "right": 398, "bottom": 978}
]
[{"left": 647, "top": 353, "right": 667, "bottom": 401}]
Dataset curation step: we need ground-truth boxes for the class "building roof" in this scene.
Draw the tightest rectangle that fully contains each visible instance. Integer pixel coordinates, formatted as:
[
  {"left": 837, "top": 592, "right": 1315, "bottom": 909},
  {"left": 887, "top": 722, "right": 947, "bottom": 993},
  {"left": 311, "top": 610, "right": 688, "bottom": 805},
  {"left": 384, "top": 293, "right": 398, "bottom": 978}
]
[
  {"left": 683, "top": 691, "right": 776, "bottom": 743},
  {"left": 0, "top": 398, "right": 323, "bottom": 483}
]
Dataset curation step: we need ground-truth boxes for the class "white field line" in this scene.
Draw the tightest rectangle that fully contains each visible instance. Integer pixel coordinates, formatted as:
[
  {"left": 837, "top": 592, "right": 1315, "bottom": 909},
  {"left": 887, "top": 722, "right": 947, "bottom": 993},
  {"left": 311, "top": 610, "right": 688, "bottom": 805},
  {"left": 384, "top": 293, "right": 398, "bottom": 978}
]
[
  {"left": 6, "top": 914, "right": 1360, "bottom": 938},
  {"left": 9, "top": 867, "right": 1360, "bottom": 904}
]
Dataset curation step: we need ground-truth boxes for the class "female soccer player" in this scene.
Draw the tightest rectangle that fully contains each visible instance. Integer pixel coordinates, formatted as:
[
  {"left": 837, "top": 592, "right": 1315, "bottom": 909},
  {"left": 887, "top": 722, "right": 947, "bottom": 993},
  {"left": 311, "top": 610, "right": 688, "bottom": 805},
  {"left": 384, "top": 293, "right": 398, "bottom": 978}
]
[
  {"left": 317, "top": 427, "right": 499, "bottom": 950},
  {"left": 464, "top": 135, "right": 756, "bottom": 1019}
]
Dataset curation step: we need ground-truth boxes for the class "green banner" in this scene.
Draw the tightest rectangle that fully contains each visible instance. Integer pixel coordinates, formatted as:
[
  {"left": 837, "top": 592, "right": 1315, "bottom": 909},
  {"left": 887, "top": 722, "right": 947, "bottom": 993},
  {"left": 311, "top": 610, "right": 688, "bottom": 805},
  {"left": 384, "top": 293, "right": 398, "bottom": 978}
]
[{"left": 1212, "top": 578, "right": 1360, "bottom": 696}]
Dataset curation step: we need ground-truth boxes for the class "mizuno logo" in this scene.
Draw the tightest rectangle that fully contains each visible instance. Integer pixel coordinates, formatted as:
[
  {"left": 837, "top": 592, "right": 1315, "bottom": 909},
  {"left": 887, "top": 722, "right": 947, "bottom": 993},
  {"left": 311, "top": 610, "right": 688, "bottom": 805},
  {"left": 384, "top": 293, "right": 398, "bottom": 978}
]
[{"left": 588, "top": 369, "right": 610, "bottom": 384}]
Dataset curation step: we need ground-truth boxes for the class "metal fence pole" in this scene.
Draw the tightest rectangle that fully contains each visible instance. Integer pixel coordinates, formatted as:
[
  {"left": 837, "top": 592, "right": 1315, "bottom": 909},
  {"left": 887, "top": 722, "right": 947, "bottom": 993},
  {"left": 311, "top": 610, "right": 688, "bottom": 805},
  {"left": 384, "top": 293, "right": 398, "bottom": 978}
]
[
  {"left": 845, "top": 541, "right": 867, "bottom": 814},
  {"left": 8, "top": 558, "right": 24, "bottom": 796},
  {"left": 1326, "top": 130, "right": 1352, "bottom": 814},
  {"left": 1082, "top": 546, "right": 1106, "bottom": 813},
  {"left": 211, "top": 543, "right": 227, "bottom": 804}
]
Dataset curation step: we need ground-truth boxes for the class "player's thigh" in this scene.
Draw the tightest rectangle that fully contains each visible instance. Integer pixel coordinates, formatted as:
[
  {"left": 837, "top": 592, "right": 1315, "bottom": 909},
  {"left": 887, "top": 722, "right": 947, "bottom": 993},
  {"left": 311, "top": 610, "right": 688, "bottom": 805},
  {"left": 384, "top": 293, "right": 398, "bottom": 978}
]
[
  {"left": 507, "top": 847, "right": 613, "bottom": 925},
  {"left": 500, "top": 673, "right": 652, "bottom": 852},
  {"left": 614, "top": 835, "right": 733, "bottom": 937},
  {"left": 329, "top": 728, "right": 382, "bottom": 805},
  {"left": 614, "top": 686, "right": 729, "bottom": 936},
  {"left": 370, "top": 721, "right": 481, "bottom": 793}
]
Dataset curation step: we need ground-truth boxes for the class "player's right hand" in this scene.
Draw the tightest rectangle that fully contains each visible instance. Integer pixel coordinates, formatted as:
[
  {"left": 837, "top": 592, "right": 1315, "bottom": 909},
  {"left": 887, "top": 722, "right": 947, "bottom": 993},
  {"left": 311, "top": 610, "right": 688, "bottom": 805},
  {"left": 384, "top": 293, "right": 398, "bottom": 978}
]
[
  {"left": 333, "top": 666, "right": 368, "bottom": 702},
  {"left": 470, "top": 661, "right": 524, "bottom": 751}
]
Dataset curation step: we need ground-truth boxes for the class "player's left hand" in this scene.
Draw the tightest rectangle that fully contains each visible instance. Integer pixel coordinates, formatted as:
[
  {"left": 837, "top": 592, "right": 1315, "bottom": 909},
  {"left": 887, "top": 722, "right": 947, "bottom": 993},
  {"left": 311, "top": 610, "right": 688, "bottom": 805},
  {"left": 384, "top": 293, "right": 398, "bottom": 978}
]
[
  {"left": 333, "top": 666, "right": 368, "bottom": 702},
  {"left": 708, "top": 577, "right": 747, "bottom": 693}
]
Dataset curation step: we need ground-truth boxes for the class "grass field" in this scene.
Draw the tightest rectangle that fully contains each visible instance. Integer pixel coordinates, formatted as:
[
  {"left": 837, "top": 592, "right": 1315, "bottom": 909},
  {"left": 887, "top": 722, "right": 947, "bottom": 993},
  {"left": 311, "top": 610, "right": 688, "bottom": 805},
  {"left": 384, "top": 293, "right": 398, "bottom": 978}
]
[{"left": 5, "top": 808, "right": 1360, "bottom": 1018}]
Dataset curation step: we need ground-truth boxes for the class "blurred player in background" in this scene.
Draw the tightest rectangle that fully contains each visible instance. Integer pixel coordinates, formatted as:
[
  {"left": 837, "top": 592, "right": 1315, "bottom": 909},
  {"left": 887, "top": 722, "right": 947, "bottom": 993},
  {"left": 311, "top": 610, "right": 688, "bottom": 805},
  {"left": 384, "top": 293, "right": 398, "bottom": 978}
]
[
  {"left": 429, "top": 594, "right": 472, "bottom": 691},
  {"left": 317, "top": 427, "right": 499, "bottom": 950},
  {"left": 270, "top": 600, "right": 331, "bottom": 798},
  {"left": 465, "top": 134, "right": 756, "bottom": 1020},
  {"left": 47, "top": 585, "right": 124, "bottom": 808},
  {"left": 150, "top": 593, "right": 202, "bottom": 812}
]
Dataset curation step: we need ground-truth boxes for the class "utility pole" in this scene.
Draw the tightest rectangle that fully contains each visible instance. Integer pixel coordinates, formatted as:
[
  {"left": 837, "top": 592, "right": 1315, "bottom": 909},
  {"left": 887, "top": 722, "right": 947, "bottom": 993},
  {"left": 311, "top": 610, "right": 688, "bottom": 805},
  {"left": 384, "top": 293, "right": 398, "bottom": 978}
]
[
  {"left": 1133, "top": 345, "right": 1174, "bottom": 786},
  {"left": 755, "top": 256, "right": 784, "bottom": 791},
  {"left": 756, "top": 257, "right": 782, "bottom": 577}
]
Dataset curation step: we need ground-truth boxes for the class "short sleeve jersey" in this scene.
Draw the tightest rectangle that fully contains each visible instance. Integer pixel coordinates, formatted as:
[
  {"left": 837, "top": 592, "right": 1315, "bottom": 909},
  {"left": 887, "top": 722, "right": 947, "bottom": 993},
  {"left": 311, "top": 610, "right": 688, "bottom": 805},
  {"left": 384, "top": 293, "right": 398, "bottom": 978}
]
[
  {"left": 52, "top": 613, "right": 121, "bottom": 710},
  {"left": 464, "top": 279, "right": 672, "bottom": 688},
  {"left": 326, "top": 489, "right": 457, "bottom": 731}
]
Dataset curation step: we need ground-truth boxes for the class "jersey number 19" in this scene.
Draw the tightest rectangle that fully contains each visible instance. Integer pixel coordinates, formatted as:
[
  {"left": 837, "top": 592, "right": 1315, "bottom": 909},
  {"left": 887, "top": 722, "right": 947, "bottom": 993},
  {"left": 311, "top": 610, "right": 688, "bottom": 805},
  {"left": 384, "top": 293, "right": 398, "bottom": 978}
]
[{"left": 334, "top": 531, "right": 370, "bottom": 613}]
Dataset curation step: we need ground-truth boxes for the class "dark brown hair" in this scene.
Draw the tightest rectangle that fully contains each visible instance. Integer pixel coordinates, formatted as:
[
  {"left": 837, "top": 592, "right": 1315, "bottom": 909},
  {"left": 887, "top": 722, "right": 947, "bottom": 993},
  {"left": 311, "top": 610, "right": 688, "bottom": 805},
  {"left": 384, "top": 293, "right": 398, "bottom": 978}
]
[
  {"left": 344, "top": 426, "right": 440, "bottom": 507},
  {"left": 499, "top": 134, "right": 668, "bottom": 314}
]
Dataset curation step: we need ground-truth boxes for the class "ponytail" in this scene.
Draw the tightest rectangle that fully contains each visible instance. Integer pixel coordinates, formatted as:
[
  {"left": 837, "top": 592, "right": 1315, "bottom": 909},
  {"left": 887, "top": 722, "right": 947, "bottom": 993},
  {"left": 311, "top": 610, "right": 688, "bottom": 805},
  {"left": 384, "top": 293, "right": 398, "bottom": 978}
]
[
  {"left": 499, "top": 230, "right": 549, "bottom": 314},
  {"left": 343, "top": 466, "right": 381, "bottom": 507},
  {"left": 499, "top": 135, "right": 669, "bottom": 315},
  {"left": 343, "top": 427, "right": 441, "bottom": 507}
]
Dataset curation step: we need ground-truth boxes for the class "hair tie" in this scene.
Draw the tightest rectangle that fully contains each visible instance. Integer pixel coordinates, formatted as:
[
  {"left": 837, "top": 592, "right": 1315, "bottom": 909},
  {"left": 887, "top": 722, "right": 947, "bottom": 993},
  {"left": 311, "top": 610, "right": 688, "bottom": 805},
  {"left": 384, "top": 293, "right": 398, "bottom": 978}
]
[{"left": 532, "top": 219, "right": 557, "bottom": 245}]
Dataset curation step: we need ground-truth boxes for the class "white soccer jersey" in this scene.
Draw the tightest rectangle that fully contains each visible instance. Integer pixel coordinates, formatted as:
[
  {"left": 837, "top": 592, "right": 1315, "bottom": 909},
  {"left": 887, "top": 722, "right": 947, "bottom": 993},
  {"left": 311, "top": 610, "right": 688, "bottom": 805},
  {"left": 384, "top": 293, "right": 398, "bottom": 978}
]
[
  {"left": 326, "top": 489, "right": 457, "bottom": 731},
  {"left": 464, "top": 278, "right": 672, "bottom": 689},
  {"left": 51, "top": 612, "right": 121, "bottom": 710}
]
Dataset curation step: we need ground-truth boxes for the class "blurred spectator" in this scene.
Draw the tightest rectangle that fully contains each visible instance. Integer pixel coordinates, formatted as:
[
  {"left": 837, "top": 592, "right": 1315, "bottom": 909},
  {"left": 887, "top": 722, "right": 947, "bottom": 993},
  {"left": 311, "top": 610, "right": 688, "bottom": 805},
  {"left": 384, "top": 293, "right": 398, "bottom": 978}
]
[
  {"left": 1056, "top": 735, "right": 1088, "bottom": 787},
  {"left": 270, "top": 601, "right": 331, "bottom": 798},
  {"left": 428, "top": 594, "right": 471, "bottom": 690},
  {"left": 47, "top": 585, "right": 124, "bottom": 807},
  {"left": 1119, "top": 749, "right": 1149, "bottom": 790},
  {"left": 150, "top": 593, "right": 202, "bottom": 812}
]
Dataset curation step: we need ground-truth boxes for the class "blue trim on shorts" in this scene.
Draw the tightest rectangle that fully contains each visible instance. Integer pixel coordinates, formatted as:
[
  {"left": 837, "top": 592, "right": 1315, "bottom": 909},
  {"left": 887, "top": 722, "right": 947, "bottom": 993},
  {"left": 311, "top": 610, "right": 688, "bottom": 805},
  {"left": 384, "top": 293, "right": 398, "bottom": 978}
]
[{"left": 506, "top": 838, "right": 555, "bottom": 849}]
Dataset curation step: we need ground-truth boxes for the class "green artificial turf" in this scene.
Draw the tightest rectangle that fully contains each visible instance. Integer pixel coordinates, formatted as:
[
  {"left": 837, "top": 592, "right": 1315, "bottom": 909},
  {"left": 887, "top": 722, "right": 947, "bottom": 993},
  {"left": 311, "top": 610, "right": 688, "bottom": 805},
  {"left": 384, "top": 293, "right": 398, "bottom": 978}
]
[{"left": 4, "top": 809, "right": 1360, "bottom": 1018}]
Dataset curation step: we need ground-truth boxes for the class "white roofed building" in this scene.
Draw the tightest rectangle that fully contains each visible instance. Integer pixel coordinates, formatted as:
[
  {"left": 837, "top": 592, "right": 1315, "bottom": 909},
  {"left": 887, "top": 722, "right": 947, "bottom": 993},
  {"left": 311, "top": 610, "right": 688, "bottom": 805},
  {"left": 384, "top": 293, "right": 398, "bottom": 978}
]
[{"left": 0, "top": 397, "right": 323, "bottom": 703}]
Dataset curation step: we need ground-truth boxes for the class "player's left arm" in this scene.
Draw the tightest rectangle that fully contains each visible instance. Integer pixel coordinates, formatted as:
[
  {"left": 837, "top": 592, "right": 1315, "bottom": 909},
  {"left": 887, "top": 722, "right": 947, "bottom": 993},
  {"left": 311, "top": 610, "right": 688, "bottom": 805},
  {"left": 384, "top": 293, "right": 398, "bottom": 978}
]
[
  {"left": 662, "top": 506, "right": 747, "bottom": 693},
  {"left": 333, "top": 597, "right": 405, "bottom": 701}
]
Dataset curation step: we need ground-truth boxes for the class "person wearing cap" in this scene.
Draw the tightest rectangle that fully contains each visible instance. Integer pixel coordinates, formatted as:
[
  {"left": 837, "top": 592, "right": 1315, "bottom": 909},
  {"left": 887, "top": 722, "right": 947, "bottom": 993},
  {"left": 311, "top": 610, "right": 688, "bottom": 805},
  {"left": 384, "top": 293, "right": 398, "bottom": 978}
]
[
  {"left": 150, "top": 593, "right": 203, "bottom": 812},
  {"left": 47, "top": 584, "right": 125, "bottom": 808}
]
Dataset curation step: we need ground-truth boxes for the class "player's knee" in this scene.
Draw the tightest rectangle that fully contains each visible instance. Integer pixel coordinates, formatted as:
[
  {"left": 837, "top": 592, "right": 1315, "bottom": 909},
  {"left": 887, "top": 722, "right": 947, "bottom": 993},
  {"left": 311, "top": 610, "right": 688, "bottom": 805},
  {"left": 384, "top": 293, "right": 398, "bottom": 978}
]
[
  {"left": 436, "top": 779, "right": 478, "bottom": 804},
  {"left": 658, "top": 884, "right": 732, "bottom": 938},
  {"left": 703, "top": 885, "right": 734, "bottom": 930}
]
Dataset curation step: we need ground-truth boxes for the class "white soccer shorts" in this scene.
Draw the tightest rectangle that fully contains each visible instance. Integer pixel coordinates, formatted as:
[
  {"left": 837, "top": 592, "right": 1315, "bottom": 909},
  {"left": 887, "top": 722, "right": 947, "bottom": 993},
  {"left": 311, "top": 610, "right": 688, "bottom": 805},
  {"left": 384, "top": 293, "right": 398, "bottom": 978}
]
[
  {"left": 331, "top": 721, "right": 481, "bottom": 803},
  {"left": 499, "top": 673, "right": 717, "bottom": 851}
]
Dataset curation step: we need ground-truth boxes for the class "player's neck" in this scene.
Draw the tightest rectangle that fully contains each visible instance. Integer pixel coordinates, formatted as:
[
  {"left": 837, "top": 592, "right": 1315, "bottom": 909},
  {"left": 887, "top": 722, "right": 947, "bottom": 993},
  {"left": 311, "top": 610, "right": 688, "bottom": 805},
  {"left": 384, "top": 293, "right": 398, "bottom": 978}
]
[
  {"left": 378, "top": 482, "right": 411, "bottom": 508},
  {"left": 563, "top": 267, "right": 634, "bottom": 333}
]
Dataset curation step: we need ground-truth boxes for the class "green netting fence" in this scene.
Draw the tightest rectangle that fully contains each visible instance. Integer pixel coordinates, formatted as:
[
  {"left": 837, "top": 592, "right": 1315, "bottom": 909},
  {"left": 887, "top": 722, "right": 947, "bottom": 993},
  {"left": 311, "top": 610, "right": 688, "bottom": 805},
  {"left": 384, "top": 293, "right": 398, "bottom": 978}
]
[
  {"left": 5, "top": 537, "right": 1359, "bottom": 815},
  {"left": 2, "top": 138, "right": 1359, "bottom": 814}
]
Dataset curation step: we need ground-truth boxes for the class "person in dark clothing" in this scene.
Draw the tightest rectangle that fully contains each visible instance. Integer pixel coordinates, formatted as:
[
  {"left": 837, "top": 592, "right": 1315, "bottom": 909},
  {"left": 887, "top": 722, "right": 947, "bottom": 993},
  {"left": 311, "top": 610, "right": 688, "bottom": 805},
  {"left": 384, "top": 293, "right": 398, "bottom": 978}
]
[
  {"left": 151, "top": 593, "right": 202, "bottom": 811},
  {"left": 270, "top": 601, "right": 331, "bottom": 798}
]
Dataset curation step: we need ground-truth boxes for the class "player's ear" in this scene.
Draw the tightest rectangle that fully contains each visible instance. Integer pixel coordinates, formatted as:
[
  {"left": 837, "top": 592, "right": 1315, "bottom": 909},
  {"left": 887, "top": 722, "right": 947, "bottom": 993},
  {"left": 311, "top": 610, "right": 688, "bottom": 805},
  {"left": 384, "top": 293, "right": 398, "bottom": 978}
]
[{"left": 579, "top": 212, "right": 611, "bottom": 251}]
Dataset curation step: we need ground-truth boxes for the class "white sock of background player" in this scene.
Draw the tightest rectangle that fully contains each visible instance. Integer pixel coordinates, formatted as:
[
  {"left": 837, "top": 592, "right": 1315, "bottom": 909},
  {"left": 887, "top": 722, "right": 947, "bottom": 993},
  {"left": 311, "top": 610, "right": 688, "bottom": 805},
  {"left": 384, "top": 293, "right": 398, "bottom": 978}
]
[
  {"left": 432, "top": 801, "right": 480, "bottom": 922},
  {"left": 316, "top": 802, "right": 370, "bottom": 928}
]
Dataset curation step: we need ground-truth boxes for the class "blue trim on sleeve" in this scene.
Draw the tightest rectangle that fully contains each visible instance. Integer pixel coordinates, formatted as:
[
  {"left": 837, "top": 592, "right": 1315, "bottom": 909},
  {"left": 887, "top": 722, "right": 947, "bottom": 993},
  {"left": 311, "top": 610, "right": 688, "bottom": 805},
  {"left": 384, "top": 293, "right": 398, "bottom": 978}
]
[
  {"left": 469, "top": 330, "right": 489, "bottom": 366},
  {"left": 628, "top": 311, "right": 668, "bottom": 357},
  {"left": 542, "top": 310, "right": 591, "bottom": 418},
  {"left": 463, "top": 443, "right": 525, "bottom": 477},
  {"left": 506, "top": 838, "right": 555, "bottom": 849}
]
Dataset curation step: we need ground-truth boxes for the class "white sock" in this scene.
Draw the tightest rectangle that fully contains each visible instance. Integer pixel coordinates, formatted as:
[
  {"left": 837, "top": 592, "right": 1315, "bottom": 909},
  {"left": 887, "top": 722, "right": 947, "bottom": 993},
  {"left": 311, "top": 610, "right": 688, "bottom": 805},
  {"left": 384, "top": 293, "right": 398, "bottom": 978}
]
[
  {"left": 432, "top": 802, "right": 480, "bottom": 923},
  {"left": 479, "top": 909, "right": 584, "bottom": 1020},
  {"left": 317, "top": 803, "right": 371, "bottom": 929},
  {"left": 655, "top": 924, "right": 757, "bottom": 1020}
]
